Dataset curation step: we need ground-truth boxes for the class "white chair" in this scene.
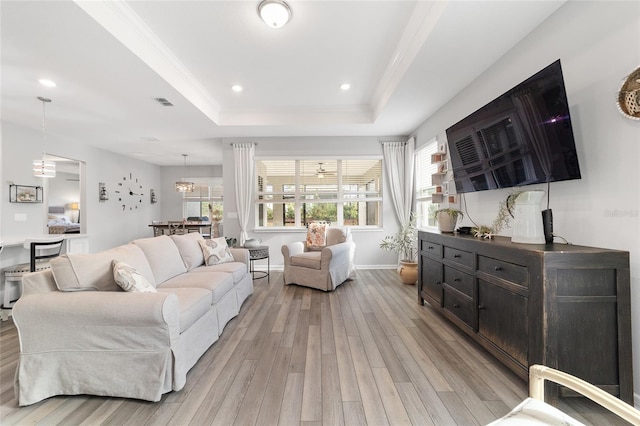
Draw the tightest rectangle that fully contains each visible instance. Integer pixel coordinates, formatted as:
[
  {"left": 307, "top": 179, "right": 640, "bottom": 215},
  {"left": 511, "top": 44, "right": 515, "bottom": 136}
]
[
  {"left": 281, "top": 226, "right": 356, "bottom": 292},
  {"left": 2, "top": 238, "right": 64, "bottom": 321},
  {"left": 168, "top": 221, "right": 186, "bottom": 235}
]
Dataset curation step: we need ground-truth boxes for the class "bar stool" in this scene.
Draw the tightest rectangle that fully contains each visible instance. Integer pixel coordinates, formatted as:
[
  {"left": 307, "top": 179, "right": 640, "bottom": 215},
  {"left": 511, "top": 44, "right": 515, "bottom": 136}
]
[{"left": 1, "top": 238, "right": 64, "bottom": 321}]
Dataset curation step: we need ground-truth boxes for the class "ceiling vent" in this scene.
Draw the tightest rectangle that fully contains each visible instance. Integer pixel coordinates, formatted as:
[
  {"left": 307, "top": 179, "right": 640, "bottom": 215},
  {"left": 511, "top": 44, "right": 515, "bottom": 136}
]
[{"left": 154, "top": 97, "right": 174, "bottom": 107}]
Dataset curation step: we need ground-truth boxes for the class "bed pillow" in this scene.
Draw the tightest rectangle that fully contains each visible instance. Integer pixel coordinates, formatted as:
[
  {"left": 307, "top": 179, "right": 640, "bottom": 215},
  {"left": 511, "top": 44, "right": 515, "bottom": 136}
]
[
  {"left": 198, "top": 237, "right": 234, "bottom": 266},
  {"left": 112, "top": 260, "right": 157, "bottom": 293},
  {"left": 306, "top": 222, "right": 327, "bottom": 250}
]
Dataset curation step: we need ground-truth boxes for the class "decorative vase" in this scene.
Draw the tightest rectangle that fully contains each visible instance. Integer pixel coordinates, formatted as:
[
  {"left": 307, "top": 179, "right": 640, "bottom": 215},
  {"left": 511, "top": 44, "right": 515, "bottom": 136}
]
[
  {"left": 398, "top": 260, "right": 418, "bottom": 285},
  {"left": 436, "top": 212, "right": 459, "bottom": 233},
  {"left": 511, "top": 190, "right": 545, "bottom": 244},
  {"left": 244, "top": 238, "right": 261, "bottom": 248}
]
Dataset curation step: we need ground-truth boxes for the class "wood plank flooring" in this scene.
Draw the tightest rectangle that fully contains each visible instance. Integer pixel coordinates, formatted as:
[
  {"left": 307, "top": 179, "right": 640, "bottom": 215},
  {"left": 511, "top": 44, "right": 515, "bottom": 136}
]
[{"left": 0, "top": 269, "right": 630, "bottom": 425}]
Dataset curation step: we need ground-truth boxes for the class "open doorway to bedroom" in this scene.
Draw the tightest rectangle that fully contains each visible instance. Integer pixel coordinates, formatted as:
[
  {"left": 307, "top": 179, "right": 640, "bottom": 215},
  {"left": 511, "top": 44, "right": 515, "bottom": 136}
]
[{"left": 45, "top": 155, "right": 85, "bottom": 235}]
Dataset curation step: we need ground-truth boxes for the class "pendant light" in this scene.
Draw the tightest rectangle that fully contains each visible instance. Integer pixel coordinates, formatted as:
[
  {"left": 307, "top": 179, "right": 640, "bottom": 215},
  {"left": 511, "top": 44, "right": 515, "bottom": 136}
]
[
  {"left": 33, "top": 96, "right": 56, "bottom": 178},
  {"left": 175, "top": 154, "right": 195, "bottom": 192}
]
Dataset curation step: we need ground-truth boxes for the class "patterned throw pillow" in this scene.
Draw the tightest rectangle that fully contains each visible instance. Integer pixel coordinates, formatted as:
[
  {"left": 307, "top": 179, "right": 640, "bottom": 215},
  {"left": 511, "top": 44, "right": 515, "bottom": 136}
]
[
  {"left": 306, "top": 222, "right": 328, "bottom": 250},
  {"left": 112, "top": 260, "right": 157, "bottom": 293},
  {"left": 198, "top": 237, "right": 235, "bottom": 266}
]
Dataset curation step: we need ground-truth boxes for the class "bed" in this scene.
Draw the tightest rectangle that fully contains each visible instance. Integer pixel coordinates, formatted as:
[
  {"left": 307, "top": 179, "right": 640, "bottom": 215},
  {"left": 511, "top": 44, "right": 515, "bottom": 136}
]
[
  {"left": 47, "top": 206, "right": 80, "bottom": 234},
  {"left": 489, "top": 365, "right": 640, "bottom": 425}
]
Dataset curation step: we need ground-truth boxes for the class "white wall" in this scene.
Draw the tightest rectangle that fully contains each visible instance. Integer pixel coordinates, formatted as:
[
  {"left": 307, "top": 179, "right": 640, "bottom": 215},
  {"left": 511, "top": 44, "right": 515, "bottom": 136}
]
[
  {"left": 220, "top": 136, "right": 406, "bottom": 269},
  {"left": 413, "top": 1, "right": 640, "bottom": 398},
  {"left": 1, "top": 121, "right": 162, "bottom": 265}
]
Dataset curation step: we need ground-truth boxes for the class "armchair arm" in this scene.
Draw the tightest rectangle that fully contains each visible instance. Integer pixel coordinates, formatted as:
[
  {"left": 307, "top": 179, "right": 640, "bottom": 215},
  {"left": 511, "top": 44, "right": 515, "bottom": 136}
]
[{"left": 282, "top": 241, "right": 305, "bottom": 265}]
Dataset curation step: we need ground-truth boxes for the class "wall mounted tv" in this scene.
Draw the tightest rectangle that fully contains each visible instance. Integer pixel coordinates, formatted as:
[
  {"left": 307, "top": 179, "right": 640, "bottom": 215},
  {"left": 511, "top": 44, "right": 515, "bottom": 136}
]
[{"left": 445, "top": 59, "right": 581, "bottom": 194}]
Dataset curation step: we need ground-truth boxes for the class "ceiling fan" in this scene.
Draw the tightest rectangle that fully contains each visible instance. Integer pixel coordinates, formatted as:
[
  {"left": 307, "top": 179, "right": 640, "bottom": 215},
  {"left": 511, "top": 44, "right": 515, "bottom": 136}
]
[{"left": 316, "top": 162, "right": 335, "bottom": 179}]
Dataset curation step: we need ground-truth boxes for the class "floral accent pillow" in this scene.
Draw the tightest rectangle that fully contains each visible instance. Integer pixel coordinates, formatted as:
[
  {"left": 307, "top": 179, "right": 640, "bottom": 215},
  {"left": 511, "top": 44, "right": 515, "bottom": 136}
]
[
  {"left": 198, "top": 237, "right": 235, "bottom": 266},
  {"left": 306, "top": 223, "right": 328, "bottom": 250},
  {"left": 112, "top": 260, "right": 157, "bottom": 293}
]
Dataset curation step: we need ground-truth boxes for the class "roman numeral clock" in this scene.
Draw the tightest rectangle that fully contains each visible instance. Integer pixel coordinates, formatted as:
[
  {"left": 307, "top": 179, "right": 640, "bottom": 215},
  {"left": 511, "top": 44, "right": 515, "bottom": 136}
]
[{"left": 115, "top": 173, "right": 144, "bottom": 211}]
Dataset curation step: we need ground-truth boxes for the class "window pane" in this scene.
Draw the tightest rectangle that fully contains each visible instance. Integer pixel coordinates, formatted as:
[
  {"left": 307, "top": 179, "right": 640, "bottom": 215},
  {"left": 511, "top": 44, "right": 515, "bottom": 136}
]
[
  {"left": 302, "top": 202, "right": 337, "bottom": 225},
  {"left": 256, "top": 158, "right": 382, "bottom": 228},
  {"left": 257, "top": 160, "right": 296, "bottom": 194}
]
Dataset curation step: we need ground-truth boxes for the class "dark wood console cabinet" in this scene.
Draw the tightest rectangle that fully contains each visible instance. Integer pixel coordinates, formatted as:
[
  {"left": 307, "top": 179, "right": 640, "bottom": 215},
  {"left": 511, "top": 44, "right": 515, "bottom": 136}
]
[{"left": 418, "top": 230, "right": 633, "bottom": 404}]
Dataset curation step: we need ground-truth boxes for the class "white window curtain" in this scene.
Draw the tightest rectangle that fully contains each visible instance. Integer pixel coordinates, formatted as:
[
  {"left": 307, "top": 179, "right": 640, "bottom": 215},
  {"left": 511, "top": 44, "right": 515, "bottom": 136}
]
[
  {"left": 382, "top": 138, "right": 415, "bottom": 226},
  {"left": 233, "top": 143, "right": 255, "bottom": 245}
]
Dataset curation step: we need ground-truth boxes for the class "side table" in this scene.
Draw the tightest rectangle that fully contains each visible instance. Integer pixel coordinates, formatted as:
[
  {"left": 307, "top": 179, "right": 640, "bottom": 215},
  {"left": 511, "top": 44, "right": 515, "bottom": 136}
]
[{"left": 242, "top": 245, "right": 269, "bottom": 281}]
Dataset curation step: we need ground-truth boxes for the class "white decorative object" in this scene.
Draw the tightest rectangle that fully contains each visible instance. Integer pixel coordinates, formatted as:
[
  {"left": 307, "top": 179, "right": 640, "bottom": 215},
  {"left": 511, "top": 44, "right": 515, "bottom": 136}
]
[
  {"left": 243, "top": 238, "right": 261, "bottom": 248},
  {"left": 511, "top": 190, "right": 545, "bottom": 244}
]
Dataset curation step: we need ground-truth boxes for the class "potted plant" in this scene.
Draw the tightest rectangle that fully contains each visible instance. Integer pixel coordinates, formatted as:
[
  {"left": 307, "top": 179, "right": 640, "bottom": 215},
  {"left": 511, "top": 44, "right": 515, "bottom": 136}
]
[
  {"left": 380, "top": 215, "right": 418, "bottom": 284},
  {"left": 434, "top": 208, "right": 464, "bottom": 233}
]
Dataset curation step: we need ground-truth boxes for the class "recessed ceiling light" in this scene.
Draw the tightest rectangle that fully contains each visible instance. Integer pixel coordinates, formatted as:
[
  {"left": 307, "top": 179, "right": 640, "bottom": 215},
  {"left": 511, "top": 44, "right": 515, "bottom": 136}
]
[
  {"left": 38, "top": 79, "right": 57, "bottom": 87},
  {"left": 232, "top": 85, "right": 243, "bottom": 93},
  {"left": 340, "top": 83, "right": 351, "bottom": 91}
]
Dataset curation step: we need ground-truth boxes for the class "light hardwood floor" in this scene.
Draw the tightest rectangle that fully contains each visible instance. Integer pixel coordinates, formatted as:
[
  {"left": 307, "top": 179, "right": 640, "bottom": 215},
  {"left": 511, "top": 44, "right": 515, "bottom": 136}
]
[{"left": 0, "top": 269, "right": 629, "bottom": 425}]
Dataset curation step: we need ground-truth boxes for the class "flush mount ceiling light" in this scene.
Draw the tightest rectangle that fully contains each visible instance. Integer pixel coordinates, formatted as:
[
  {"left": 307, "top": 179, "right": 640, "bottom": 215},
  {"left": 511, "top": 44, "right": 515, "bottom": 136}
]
[
  {"left": 175, "top": 154, "right": 195, "bottom": 192},
  {"left": 340, "top": 83, "right": 351, "bottom": 91},
  {"left": 231, "top": 84, "right": 243, "bottom": 93},
  {"left": 257, "top": 0, "right": 291, "bottom": 28},
  {"left": 33, "top": 96, "right": 56, "bottom": 178}
]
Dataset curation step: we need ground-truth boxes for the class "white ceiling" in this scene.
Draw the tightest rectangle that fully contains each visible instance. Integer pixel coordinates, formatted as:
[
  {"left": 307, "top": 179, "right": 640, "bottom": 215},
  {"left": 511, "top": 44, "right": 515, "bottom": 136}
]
[{"left": 1, "top": 0, "right": 565, "bottom": 166}]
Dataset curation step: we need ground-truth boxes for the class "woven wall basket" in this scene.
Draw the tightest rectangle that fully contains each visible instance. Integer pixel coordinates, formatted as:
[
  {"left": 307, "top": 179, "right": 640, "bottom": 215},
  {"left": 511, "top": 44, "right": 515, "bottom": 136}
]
[{"left": 617, "top": 66, "right": 640, "bottom": 120}]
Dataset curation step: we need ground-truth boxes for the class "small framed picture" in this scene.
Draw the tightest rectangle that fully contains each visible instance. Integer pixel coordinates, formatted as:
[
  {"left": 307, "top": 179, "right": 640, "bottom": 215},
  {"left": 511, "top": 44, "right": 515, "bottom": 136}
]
[
  {"left": 442, "top": 181, "right": 449, "bottom": 195},
  {"left": 448, "top": 195, "right": 457, "bottom": 204},
  {"left": 438, "top": 141, "right": 447, "bottom": 153},
  {"left": 9, "top": 184, "right": 43, "bottom": 203}
]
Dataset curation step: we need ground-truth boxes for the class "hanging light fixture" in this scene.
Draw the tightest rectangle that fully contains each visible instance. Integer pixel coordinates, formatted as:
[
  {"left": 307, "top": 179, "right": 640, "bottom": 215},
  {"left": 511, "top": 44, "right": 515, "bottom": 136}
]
[
  {"left": 33, "top": 96, "right": 56, "bottom": 178},
  {"left": 257, "top": 0, "right": 292, "bottom": 28},
  {"left": 175, "top": 154, "right": 195, "bottom": 192}
]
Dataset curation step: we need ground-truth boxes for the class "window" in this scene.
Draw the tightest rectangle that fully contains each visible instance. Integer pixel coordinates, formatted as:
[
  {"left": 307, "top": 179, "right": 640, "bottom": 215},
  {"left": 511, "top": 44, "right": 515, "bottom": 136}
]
[
  {"left": 256, "top": 158, "right": 382, "bottom": 228},
  {"left": 415, "top": 139, "right": 439, "bottom": 228},
  {"left": 183, "top": 178, "right": 223, "bottom": 220}
]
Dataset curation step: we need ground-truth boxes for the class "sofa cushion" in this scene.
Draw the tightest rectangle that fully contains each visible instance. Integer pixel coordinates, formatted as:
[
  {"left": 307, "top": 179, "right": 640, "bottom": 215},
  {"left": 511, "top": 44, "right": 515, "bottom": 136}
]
[
  {"left": 170, "top": 233, "right": 205, "bottom": 271},
  {"left": 133, "top": 235, "right": 187, "bottom": 284},
  {"left": 112, "top": 260, "right": 157, "bottom": 293},
  {"left": 156, "top": 287, "right": 211, "bottom": 333},
  {"left": 188, "top": 262, "right": 247, "bottom": 283},
  {"left": 326, "top": 227, "right": 349, "bottom": 246},
  {"left": 198, "top": 238, "right": 234, "bottom": 266},
  {"left": 159, "top": 271, "right": 234, "bottom": 305},
  {"left": 306, "top": 222, "right": 327, "bottom": 250},
  {"left": 290, "top": 251, "right": 322, "bottom": 270},
  {"left": 51, "top": 244, "right": 155, "bottom": 292}
]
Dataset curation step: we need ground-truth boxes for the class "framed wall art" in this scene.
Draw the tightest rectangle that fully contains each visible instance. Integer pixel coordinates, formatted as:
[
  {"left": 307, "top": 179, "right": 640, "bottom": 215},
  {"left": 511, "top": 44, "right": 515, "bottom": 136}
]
[{"left": 9, "top": 184, "right": 43, "bottom": 203}]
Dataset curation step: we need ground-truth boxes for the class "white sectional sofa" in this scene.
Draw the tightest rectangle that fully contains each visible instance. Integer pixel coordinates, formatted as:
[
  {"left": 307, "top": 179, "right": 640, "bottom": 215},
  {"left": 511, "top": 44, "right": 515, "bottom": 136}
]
[{"left": 12, "top": 233, "right": 252, "bottom": 406}]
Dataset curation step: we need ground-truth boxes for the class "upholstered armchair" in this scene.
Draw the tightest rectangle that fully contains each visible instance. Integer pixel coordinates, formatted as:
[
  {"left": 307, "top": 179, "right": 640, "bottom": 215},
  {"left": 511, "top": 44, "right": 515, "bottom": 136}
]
[{"left": 281, "top": 226, "right": 356, "bottom": 291}]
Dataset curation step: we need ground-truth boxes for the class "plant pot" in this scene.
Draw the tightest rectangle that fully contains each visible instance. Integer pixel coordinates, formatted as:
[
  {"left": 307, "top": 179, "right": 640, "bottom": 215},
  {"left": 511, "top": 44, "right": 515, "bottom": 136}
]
[
  {"left": 397, "top": 260, "right": 418, "bottom": 285},
  {"left": 436, "top": 212, "right": 459, "bottom": 233}
]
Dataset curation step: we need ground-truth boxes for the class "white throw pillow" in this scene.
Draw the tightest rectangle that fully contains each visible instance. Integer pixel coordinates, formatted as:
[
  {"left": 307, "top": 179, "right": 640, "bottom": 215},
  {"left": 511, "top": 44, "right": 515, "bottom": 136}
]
[
  {"left": 198, "top": 237, "right": 234, "bottom": 266},
  {"left": 112, "top": 260, "right": 157, "bottom": 293}
]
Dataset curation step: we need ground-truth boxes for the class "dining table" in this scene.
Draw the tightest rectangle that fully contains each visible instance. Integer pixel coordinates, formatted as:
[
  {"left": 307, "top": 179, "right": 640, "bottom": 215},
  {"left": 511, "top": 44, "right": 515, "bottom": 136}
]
[{"left": 149, "top": 221, "right": 212, "bottom": 236}]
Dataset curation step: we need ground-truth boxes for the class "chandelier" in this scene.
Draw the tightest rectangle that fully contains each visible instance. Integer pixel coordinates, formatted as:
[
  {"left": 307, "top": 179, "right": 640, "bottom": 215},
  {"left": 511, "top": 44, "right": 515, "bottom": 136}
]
[
  {"left": 33, "top": 97, "right": 56, "bottom": 178},
  {"left": 175, "top": 154, "right": 195, "bottom": 192}
]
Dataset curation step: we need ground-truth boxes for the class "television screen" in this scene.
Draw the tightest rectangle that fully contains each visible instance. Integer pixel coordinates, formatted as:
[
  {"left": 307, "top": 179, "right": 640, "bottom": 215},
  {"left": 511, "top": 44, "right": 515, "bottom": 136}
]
[{"left": 445, "top": 60, "right": 581, "bottom": 194}]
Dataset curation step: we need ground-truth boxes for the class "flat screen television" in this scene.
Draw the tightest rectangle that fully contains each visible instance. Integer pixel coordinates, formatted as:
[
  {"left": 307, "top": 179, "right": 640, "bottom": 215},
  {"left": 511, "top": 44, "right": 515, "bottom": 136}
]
[{"left": 445, "top": 59, "right": 581, "bottom": 194}]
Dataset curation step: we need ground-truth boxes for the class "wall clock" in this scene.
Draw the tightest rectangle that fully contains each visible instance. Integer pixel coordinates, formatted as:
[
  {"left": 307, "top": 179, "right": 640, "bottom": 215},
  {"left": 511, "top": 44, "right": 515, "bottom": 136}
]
[{"left": 114, "top": 172, "right": 144, "bottom": 211}]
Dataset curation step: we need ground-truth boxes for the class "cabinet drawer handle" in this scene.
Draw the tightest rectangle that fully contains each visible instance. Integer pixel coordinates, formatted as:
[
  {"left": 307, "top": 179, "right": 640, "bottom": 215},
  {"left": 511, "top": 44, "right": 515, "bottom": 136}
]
[
  {"left": 454, "top": 254, "right": 461, "bottom": 258},
  {"left": 453, "top": 304, "right": 460, "bottom": 308},
  {"left": 478, "top": 305, "right": 485, "bottom": 310},
  {"left": 454, "top": 278, "right": 461, "bottom": 282},
  {"left": 494, "top": 266, "right": 502, "bottom": 271},
  {"left": 428, "top": 246, "right": 434, "bottom": 249},
  {"left": 436, "top": 281, "right": 442, "bottom": 285}
]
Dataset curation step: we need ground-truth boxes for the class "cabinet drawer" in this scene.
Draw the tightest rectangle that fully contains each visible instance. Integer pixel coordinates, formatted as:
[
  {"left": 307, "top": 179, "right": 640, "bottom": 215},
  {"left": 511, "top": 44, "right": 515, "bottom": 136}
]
[
  {"left": 478, "top": 256, "right": 528, "bottom": 287},
  {"left": 444, "top": 266, "right": 473, "bottom": 297},
  {"left": 443, "top": 246, "right": 473, "bottom": 268},
  {"left": 443, "top": 288, "right": 474, "bottom": 327},
  {"left": 421, "top": 240, "right": 442, "bottom": 258}
]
